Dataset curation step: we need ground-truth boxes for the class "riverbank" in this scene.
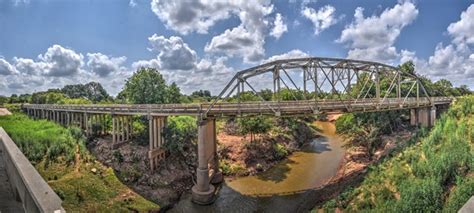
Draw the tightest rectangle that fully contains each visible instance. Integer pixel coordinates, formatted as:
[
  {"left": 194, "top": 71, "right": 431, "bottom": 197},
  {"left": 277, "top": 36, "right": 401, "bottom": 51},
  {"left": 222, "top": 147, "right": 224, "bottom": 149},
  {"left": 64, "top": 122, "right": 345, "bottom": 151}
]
[
  {"left": 217, "top": 117, "right": 318, "bottom": 177},
  {"left": 318, "top": 96, "right": 474, "bottom": 212}
]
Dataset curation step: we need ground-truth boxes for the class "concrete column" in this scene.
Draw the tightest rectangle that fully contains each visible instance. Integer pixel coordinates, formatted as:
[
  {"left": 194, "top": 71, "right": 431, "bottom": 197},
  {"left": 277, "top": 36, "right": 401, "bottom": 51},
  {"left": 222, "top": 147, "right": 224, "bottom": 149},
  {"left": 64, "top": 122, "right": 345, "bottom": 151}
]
[
  {"left": 410, "top": 109, "right": 417, "bottom": 126},
  {"left": 417, "top": 107, "right": 431, "bottom": 127},
  {"left": 112, "top": 115, "right": 116, "bottom": 144},
  {"left": 208, "top": 118, "right": 222, "bottom": 184},
  {"left": 85, "top": 113, "right": 89, "bottom": 136},
  {"left": 191, "top": 118, "right": 215, "bottom": 205},
  {"left": 430, "top": 106, "right": 436, "bottom": 127}
]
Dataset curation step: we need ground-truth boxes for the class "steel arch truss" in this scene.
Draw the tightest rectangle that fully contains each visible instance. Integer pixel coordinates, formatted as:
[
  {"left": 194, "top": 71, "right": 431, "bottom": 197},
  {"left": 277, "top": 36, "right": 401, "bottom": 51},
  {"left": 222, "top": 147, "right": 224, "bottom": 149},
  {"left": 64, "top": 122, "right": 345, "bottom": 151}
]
[{"left": 205, "top": 57, "right": 431, "bottom": 116}]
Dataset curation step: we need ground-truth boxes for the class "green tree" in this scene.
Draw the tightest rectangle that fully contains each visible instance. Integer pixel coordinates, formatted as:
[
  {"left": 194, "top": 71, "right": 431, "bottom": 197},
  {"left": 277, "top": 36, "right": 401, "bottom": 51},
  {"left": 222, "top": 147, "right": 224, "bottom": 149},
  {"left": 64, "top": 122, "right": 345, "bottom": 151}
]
[
  {"left": 238, "top": 116, "right": 272, "bottom": 142},
  {"left": 61, "top": 82, "right": 110, "bottom": 103},
  {"left": 0, "top": 96, "right": 9, "bottom": 105},
  {"left": 166, "top": 82, "right": 182, "bottom": 103},
  {"left": 120, "top": 67, "right": 168, "bottom": 104}
]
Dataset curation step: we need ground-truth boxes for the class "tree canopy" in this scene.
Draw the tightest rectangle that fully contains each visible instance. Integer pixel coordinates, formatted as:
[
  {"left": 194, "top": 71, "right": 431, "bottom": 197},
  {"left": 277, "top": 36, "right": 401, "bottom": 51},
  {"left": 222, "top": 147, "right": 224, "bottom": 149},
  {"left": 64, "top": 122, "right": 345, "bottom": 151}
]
[{"left": 119, "top": 67, "right": 183, "bottom": 104}]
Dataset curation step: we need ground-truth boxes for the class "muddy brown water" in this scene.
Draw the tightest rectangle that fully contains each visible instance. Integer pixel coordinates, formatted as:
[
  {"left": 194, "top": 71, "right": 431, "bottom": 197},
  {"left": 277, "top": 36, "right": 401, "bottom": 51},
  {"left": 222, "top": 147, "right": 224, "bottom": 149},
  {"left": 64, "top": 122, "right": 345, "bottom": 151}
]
[{"left": 170, "top": 121, "right": 345, "bottom": 213}]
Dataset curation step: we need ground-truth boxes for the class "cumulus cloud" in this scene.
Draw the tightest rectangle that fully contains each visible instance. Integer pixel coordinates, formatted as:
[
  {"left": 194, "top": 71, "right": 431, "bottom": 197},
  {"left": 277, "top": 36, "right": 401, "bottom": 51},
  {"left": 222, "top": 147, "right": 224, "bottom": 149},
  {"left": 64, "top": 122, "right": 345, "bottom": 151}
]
[
  {"left": 205, "top": 25, "right": 266, "bottom": 63},
  {"left": 127, "top": 34, "right": 235, "bottom": 94},
  {"left": 86, "top": 53, "right": 127, "bottom": 77},
  {"left": 39, "top": 45, "right": 84, "bottom": 76},
  {"left": 447, "top": 4, "right": 474, "bottom": 45},
  {"left": 270, "top": 13, "right": 288, "bottom": 39},
  {"left": 151, "top": 0, "right": 236, "bottom": 34},
  {"left": 0, "top": 58, "right": 16, "bottom": 75},
  {"left": 301, "top": 5, "right": 338, "bottom": 35},
  {"left": 0, "top": 44, "right": 131, "bottom": 96},
  {"left": 338, "top": 1, "right": 418, "bottom": 63},
  {"left": 151, "top": 0, "right": 274, "bottom": 63},
  {"left": 148, "top": 34, "right": 197, "bottom": 70},
  {"left": 400, "top": 4, "right": 474, "bottom": 87}
]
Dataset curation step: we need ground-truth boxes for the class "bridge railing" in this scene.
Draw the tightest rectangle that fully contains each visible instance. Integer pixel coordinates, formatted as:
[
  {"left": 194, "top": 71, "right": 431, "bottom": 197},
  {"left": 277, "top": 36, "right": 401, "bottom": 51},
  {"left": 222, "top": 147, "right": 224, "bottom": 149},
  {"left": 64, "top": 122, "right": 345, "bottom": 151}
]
[
  {"left": 0, "top": 128, "right": 65, "bottom": 213},
  {"left": 21, "top": 97, "right": 452, "bottom": 117}
]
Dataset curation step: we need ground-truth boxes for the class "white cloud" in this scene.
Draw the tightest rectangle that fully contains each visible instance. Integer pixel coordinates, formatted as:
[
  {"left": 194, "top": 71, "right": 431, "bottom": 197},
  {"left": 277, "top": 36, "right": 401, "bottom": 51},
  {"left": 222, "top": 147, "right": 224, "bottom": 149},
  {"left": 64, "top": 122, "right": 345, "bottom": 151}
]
[
  {"left": 152, "top": 1, "right": 274, "bottom": 63},
  {"left": 148, "top": 34, "right": 197, "bottom": 70},
  {"left": 39, "top": 45, "right": 84, "bottom": 76},
  {"left": 263, "top": 49, "right": 310, "bottom": 63},
  {"left": 270, "top": 13, "right": 288, "bottom": 39},
  {"left": 301, "top": 5, "right": 338, "bottom": 35},
  {"left": 338, "top": 2, "right": 418, "bottom": 63},
  {"left": 13, "top": 57, "right": 44, "bottom": 75},
  {"left": 205, "top": 25, "right": 266, "bottom": 63},
  {"left": 447, "top": 4, "right": 474, "bottom": 45},
  {"left": 86, "top": 53, "right": 127, "bottom": 77},
  {"left": 150, "top": 0, "right": 237, "bottom": 35},
  {"left": 0, "top": 58, "right": 16, "bottom": 75},
  {"left": 129, "top": 0, "right": 137, "bottom": 7},
  {"left": 400, "top": 4, "right": 474, "bottom": 88}
]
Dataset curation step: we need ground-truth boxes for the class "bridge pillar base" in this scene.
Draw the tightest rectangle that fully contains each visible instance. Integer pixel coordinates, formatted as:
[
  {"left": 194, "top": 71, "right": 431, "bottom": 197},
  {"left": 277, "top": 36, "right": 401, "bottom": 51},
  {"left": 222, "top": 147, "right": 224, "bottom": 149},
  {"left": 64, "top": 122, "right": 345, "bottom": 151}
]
[{"left": 191, "top": 184, "right": 215, "bottom": 205}]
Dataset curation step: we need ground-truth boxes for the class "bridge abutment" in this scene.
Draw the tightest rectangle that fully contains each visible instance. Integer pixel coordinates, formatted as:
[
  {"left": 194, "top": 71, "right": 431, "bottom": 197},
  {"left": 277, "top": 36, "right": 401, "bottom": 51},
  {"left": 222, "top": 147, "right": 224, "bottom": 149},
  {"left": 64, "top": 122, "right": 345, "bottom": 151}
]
[{"left": 410, "top": 106, "right": 437, "bottom": 127}]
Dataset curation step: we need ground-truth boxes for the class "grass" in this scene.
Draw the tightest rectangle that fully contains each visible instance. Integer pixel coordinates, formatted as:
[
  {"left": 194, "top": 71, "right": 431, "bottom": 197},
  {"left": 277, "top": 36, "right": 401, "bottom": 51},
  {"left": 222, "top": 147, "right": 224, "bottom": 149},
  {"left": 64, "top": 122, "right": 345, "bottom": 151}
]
[
  {"left": 320, "top": 95, "right": 474, "bottom": 212},
  {"left": 0, "top": 113, "right": 159, "bottom": 212}
]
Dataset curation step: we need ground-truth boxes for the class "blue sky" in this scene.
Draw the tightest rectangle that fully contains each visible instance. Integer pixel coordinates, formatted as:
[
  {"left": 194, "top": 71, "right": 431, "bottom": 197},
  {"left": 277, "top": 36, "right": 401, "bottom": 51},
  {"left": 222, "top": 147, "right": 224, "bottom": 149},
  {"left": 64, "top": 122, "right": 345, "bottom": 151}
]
[{"left": 0, "top": 0, "right": 473, "bottom": 96}]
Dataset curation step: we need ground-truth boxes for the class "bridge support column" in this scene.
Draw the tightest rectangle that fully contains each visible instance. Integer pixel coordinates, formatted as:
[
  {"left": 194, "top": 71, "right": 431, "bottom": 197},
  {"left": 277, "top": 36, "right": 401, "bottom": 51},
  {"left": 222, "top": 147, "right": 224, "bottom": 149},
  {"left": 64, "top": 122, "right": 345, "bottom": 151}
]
[
  {"left": 112, "top": 115, "right": 133, "bottom": 148},
  {"left": 148, "top": 116, "right": 166, "bottom": 171},
  {"left": 192, "top": 118, "right": 217, "bottom": 205},
  {"left": 412, "top": 106, "right": 436, "bottom": 127},
  {"left": 430, "top": 106, "right": 437, "bottom": 127},
  {"left": 410, "top": 109, "right": 417, "bottom": 126}
]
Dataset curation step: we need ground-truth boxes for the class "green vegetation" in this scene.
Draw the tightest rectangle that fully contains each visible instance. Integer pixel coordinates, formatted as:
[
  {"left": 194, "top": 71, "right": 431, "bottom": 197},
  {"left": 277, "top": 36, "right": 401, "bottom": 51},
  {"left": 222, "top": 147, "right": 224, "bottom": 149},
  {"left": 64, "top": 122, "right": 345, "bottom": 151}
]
[
  {"left": 163, "top": 116, "right": 197, "bottom": 155},
  {"left": 238, "top": 116, "right": 273, "bottom": 142},
  {"left": 118, "top": 67, "right": 182, "bottom": 104},
  {"left": 0, "top": 114, "right": 159, "bottom": 212},
  {"left": 335, "top": 110, "right": 404, "bottom": 158},
  {"left": 321, "top": 96, "right": 474, "bottom": 212}
]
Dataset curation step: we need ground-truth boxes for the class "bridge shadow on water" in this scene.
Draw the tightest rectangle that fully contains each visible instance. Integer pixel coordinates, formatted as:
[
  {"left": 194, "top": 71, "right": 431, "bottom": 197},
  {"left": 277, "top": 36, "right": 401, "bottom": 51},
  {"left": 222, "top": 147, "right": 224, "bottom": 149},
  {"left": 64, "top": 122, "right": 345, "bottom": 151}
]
[
  {"left": 255, "top": 158, "right": 296, "bottom": 183},
  {"left": 300, "top": 135, "right": 333, "bottom": 154}
]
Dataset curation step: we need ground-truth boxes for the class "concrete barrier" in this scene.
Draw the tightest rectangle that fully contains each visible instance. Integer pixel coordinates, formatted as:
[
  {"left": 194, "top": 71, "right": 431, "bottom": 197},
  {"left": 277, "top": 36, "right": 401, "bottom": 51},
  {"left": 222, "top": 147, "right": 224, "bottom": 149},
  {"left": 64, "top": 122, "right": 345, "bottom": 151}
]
[
  {"left": 459, "top": 196, "right": 474, "bottom": 213},
  {"left": 0, "top": 127, "right": 65, "bottom": 213}
]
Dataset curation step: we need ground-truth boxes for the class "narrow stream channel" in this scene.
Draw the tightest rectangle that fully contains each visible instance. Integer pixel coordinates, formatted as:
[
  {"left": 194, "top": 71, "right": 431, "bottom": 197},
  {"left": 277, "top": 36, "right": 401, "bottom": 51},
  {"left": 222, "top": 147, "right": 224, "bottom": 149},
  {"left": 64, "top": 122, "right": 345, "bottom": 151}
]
[{"left": 170, "top": 121, "right": 345, "bottom": 212}]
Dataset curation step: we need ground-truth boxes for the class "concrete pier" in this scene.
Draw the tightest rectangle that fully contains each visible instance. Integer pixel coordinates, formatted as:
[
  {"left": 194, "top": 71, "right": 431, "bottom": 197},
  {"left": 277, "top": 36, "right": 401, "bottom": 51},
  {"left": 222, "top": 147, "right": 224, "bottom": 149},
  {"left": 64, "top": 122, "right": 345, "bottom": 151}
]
[
  {"left": 410, "top": 106, "right": 437, "bottom": 127},
  {"left": 191, "top": 117, "right": 222, "bottom": 204}
]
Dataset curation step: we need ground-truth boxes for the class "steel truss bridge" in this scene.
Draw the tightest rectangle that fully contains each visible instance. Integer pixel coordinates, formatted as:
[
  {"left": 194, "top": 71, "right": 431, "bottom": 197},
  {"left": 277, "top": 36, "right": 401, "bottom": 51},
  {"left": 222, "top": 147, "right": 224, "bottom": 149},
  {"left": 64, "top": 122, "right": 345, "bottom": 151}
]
[{"left": 21, "top": 57, "right": 453, "bottom": 205}]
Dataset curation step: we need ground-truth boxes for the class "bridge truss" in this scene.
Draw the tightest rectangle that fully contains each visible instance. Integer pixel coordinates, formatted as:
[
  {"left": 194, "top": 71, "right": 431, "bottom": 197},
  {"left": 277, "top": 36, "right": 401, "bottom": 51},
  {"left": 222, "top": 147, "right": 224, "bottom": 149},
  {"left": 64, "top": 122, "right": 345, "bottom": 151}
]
[{"left": 205, "top": 57, "right": 432, "bottom": 117}]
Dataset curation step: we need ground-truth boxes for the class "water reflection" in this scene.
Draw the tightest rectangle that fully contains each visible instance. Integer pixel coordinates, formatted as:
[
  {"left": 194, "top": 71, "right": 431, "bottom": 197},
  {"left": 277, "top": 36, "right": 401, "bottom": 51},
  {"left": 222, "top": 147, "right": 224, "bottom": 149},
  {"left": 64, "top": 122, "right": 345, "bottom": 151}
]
[{"left": 170, "top": 121, "right": 345, "bottom": 212}]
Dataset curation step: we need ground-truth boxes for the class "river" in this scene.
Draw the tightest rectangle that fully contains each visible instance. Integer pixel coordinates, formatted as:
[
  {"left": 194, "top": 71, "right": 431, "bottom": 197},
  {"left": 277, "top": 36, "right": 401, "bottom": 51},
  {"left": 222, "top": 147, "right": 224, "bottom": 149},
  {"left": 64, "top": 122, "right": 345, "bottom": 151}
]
[{"left": 170, "top": 121, "right": 345, "bottom": 212}]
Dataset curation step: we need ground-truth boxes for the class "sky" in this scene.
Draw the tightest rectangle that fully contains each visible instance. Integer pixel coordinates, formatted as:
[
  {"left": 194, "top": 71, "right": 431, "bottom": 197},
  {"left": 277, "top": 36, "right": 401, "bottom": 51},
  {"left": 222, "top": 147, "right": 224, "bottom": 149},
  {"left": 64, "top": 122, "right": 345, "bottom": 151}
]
[{"left": 0, "top": 0, "right": 473, "bottom": 96}]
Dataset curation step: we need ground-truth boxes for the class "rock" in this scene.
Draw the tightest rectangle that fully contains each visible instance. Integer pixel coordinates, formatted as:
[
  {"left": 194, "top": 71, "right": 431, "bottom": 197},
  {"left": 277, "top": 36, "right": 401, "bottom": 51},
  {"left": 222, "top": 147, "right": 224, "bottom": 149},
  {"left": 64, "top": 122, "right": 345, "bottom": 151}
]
[{"left": 91, "top": 168, "right": 97, "bottom": 174}]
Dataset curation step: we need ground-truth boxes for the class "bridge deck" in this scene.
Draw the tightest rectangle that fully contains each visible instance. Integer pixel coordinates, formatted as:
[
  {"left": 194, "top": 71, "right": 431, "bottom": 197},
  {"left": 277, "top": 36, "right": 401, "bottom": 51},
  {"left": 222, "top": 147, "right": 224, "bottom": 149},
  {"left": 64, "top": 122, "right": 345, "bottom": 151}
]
[
  {"left": 23, "top": 97, "right": 452, "bottom": 117},
  {"left": 0, "top": 149, "right": 24, "bottom": 213}
]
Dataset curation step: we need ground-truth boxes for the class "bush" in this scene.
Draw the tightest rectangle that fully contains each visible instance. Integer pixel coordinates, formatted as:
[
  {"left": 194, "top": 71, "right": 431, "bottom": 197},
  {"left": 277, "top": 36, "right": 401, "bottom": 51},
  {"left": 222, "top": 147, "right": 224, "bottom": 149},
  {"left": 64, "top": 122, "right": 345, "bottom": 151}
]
[{"left": 163, "top": 116, "right": 197, "bottom": 155}]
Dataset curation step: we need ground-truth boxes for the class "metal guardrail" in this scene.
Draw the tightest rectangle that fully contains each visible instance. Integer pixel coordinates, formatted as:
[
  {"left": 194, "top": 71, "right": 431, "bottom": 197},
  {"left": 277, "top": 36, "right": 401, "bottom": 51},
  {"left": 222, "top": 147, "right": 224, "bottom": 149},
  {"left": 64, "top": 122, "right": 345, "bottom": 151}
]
[{"left": 0, "top": 128, "right": 65, "bottom": 213}]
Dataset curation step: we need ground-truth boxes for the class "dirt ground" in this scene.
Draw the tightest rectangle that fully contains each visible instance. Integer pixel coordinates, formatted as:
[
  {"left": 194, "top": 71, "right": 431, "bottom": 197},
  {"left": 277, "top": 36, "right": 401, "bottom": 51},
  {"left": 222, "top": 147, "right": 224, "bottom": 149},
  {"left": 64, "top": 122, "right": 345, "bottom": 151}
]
[
  {"left": 87, "top": 136, "right": 195, "bottom": 209},
  {"left": 0, "top": 108, "right": 12, "bottom": 116}
]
